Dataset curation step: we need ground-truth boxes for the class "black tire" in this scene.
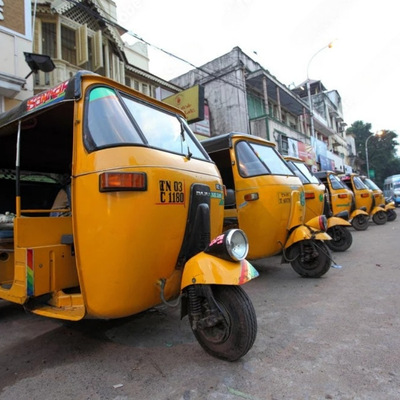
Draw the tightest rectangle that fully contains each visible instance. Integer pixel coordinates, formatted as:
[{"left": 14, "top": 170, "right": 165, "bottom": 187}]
[
  {"left": 372, "top": 210, "right": 387, "bottom": 225},
  {"left": 326, "top": 225, "right": 353, "bottom": 252},
  {"left": 189, "top": 285, "right": 257, "bottom": 361},
  {"left": 352, "top": 214, "right": 369, "bottom": 231},
  {"left": 287, "top": 240, "right": 332, "bottom": 278},
  {"left": 387, "top": 209, "right": 397, "bottom": 222}
]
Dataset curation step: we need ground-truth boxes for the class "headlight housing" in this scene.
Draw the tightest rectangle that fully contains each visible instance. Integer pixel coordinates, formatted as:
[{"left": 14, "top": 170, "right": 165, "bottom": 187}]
[{"left": 205, "top": 229, "right": 249, "bottom": 261}]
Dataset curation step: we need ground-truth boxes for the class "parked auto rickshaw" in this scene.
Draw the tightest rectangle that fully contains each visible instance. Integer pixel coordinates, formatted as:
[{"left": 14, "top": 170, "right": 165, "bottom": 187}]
[
  {"left": 285, "top": 157, "right": 352, "bottom": 252},
  {"left": 201, "top": 133, "right": 332, "bottom": 278},
  {"left": 340, "top": 173, "right": 387, "bottom": 226},
  {"left": 0, "top": 72, "right": 260, "bottom": 361},
  {"left": 360, "top": 176, "right": 397, "bottom": 221},
  {"left": 314, "top": 171, "right": 370, "bottom": 231}
]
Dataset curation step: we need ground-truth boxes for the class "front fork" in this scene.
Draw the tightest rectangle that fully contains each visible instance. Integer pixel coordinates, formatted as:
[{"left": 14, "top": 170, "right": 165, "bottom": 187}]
[
  {"left": 298, "top": 240, "right": 320, "bottom": 263},
  {"left": 184, "top": 285, "right": 224, "bottom": 331}
]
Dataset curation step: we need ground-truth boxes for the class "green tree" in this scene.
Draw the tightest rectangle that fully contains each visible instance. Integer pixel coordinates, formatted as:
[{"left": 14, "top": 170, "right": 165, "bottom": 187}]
[{"left": 346, "top": 121, "right": 400, "bottom": 188}]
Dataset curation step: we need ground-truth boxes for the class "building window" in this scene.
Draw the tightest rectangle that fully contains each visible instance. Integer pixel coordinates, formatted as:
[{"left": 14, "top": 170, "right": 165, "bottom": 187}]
[
  {"left": 142, "top": 84, "right": 149, "bottom": 96},
  {"left": 125, "top": 77, "right": 131, "bottom": 87},
  {"left": 42, "top": 22, "right": 56, "bottom": 57},
  {"left": 61, "top": 25, "right": 77, "bottom": 64},
  {"left": 280, "top": 135, "right": 289, "bottom": 155},
  {"left": 133, "top": 80, "right": 139, "bottom": 91}
]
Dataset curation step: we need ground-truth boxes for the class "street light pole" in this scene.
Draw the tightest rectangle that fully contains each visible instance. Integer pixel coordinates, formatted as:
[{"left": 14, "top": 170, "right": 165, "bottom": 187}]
[
  {"left": 306, "top": 42, "right": 334, "bottom": 139},
  {"left": 365, "top": 130, "right": 384, "bottom": 178}
]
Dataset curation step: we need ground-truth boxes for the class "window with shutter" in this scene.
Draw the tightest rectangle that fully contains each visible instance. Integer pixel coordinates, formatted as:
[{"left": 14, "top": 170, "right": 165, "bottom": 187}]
[
  {"left": 42, "top": 22, "right": 57, "bottom": 58},
  {"left": 61, "top": 25, "right": 76, "bottom": 64},
  {"left": 76, "top": 24, "right": 88, "bottom": 66},
  {"left": 93, "top": 30, "right": 103, "bottom": 71}
]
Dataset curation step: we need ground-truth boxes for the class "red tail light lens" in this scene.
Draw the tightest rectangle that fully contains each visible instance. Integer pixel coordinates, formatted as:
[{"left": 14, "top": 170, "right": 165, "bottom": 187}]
[
  {"left": 305, "top": 192, "right": 315, "bottom": 199},
  {"left": 99, "top": 172, "right": 147, "bottom": 192},
  {"left": 361, "top": 193, "right": 369, "bottom": 198},
  {"left": 244, "top": 192, "right": 259, "bottom": 201},
  {"left": 338, "top": 193, "right": 348, "bottom": 199}
]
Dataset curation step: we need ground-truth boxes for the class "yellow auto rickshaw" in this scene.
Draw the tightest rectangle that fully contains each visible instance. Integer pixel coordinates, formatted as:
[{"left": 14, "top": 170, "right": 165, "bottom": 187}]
[
  {"left": 0, "top": 72, "right": 259, "bottom": 361},
  {"left": 201, "top": 133, "right": 332, "bottom": 278},
  {"left": 314, "top": 171, "right": 370, "bottom": 231},
  {"left": 340, "top": 173, "right": 387, "bottom": 226},
  {"left": 285, "top": 157, "right": 352, "bottom": 252},
  {"left": 360, "top": 176, "right": 397, "bottom": 222}
]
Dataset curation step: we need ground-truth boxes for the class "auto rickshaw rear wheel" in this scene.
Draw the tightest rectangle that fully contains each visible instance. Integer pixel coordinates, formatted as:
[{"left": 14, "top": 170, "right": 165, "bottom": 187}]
[
  {"left": 187, "top": 285, "right": 257, "bottom": 361},
  {"left": 351, "top": 214, "right": 369, "bottom": 231},
  {"left": 287, "top": 240, "right": 331, "bottom": 278},
  {"left": 326, "top": 225, "right": 353, "bottom": 252},
  {"left": 372, "top": 210, "right": 387, "bottom": 225},
  {"left": 387, "top": 209, "right": 397, "bottom": 221}
]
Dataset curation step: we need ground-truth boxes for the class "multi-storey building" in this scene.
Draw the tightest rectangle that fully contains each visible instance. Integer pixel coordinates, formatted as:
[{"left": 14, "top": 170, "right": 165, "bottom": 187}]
[
  {"left": 171, "top": 46, "right": 354, "bottom": 172},
  {"left": 0, "top": 0, "right": 33, "bottom": 112}
]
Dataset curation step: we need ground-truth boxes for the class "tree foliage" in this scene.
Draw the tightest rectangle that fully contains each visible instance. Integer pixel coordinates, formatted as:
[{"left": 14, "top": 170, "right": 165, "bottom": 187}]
[{"left": 346, "top": 121, "right": 400, "bottom": 188}]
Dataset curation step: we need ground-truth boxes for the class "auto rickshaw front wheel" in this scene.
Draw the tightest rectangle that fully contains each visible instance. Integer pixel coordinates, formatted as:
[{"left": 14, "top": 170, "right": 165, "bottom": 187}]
[
  {"left": 387, "top": 209, "right": 397, "bottom": 221},
  {"left": 351, "top": 214, "right": 369, "bottom": 231},
  {"left": 287, "top": 240, "right": 331, "bottom": 278},
  {"left": 326, "top": 226, "right": 353, "bottom": 252},
  {"left": 372, "top": 210, "right": 387, "bottom": 225},
  {"left": 187, "top": 285, "right": 257, "bottom": 362}
]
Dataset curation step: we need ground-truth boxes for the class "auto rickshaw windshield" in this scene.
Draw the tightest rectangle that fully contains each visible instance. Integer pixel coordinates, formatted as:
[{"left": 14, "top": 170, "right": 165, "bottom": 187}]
[
  {"left": 236, "top": 140, "right": 294, "bottom": 177},
  {"left": 330, "top": 173, "right": 347, "bottom": 189},
  {"left": 353, "top": 176, "right": 368, "bottom": 190},
  {"left": 85, "top": 86, "right": 208, "bottom": 160},
  {"left": 363, "top": 178, "right": 380, "bottom": 191},
  {"left": 293, "top": 161, "right": 319, "bottom": 184}
]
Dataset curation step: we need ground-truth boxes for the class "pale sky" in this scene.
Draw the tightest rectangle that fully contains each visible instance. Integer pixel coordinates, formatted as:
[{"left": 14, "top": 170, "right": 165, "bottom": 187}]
[{"left": 115, "top": 0, "right": 400, "bottom": 135}]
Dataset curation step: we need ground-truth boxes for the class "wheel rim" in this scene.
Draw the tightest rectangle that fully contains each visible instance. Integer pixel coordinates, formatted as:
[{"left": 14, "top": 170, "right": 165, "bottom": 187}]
[
  {"left": 197, "top": 300, "right": 230, "bottom": 344},
  {"left": 297, "top": 242, "right": 325, "bottom": 270}
]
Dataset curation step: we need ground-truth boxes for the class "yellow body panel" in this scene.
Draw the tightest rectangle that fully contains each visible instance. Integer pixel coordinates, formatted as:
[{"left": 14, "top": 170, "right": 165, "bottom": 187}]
[
  {"left": 303, "top": 183, "right": 326, "bottom": 221},
  {"left": 73, "top": 156, "right": 223, "bottom": 318},
  {"left": 233, "top": 173, "right": 304, "bottom": 259},
  {"left": 327, "top": 186, "right": 352, "bottom": 217}
]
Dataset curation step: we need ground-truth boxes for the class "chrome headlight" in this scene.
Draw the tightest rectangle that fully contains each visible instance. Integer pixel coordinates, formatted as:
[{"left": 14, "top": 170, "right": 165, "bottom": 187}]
[
  {"left": 205, "top": 229, "right": 249, "bottom": 262},
  {"left": 225, "top": 229, "right": 249, "bottom": 261}
]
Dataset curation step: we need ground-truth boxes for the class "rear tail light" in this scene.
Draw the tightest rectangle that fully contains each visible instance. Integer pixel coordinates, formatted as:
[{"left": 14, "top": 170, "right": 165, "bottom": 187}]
[
  {"left": 338, "top": 193, "right": 348, "bottom": 199},
  {"left": 305, "top": 192, "right": 315, "bottom": 199},
  {"left": 99, "top": 172, "right": 147, "bottom": 192},
  {"left": 361, "top": 193, "right": 369, "bottom": 198},
  {"left": 244, "top": 192, "right": 259, "bottom": 201}
]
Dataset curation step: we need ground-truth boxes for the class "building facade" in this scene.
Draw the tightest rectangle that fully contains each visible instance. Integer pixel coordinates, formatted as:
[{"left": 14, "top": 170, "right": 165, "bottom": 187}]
[
  {"left": 171, "top": 46, "right": 354, "bottom": 172},
  {"left": 0, "top": 0, "right": 34, "bottom": 112},
  {"left": 31, "top": 0, "right": 180, "bottom": 98}
]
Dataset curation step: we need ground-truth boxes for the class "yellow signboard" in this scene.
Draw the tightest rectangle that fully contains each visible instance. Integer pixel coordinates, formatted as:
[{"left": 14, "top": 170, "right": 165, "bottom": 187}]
[{"left": 163, "top": 85, "right": 204, "bottom": 123}]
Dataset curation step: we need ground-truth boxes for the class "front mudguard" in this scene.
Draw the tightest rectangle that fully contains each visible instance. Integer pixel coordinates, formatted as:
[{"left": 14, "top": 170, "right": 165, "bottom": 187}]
[
  {"left": 327, "top": 216, "right": 351, "bottom": 228},
  {"left": 285, "top": 225, "right": 331, "bottom": 249},
  {"left": 350, "top": 209, "right": 369, "bottom": 220},
  {"left": 180, "top": 252, "right": 259, "bottom": 290},
  {"left": 370, "top": 206, "right": 386, "bottom": 216},
  {"left": 385, "top": 201, "right": 396, "bottom": 211}
]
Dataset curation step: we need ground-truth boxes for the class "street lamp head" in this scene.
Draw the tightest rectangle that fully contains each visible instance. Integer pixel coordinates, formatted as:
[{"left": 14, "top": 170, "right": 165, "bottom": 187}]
[{"left": 376, "top": 130, "right": 385, "bottom": 138}]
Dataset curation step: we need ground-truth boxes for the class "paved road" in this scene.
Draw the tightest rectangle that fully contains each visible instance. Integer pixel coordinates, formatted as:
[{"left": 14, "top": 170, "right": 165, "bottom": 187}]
[{"left": 1, "top": 217, "right": 399, "bottom": 400}]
